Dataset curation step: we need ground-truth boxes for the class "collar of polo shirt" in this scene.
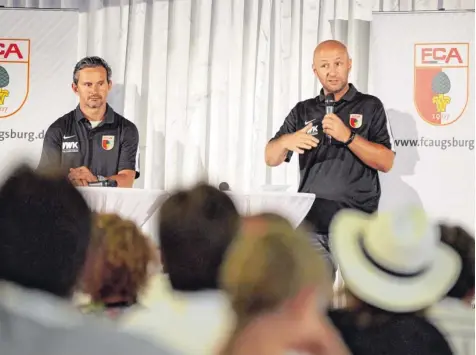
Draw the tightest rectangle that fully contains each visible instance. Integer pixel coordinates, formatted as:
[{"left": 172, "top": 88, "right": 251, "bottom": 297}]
[
  {"left": 317, "top": 83, "right": 358, "bottom": 103},
  {"left": 74, "top": 104, "right": 115, "bottom": 124}
]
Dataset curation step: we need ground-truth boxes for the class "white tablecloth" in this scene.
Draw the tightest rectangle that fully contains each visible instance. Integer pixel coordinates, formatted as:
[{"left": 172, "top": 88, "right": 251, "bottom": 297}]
[
  {"left": 227, "top": 191, "right": 315, "bottom": 228},
  {"left": 77, "top": 188, "right": 314, "bottom": 232},
  {"left": 77, "top": 187, "right": 170, "bottom": 227}
]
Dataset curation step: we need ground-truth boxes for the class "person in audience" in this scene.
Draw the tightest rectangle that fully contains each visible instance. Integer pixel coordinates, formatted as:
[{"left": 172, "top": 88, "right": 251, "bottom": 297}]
[
  {"left": 426, "top": 224, "right": 475, "bottom": 355},
  {"left": 0, "top": 165, "right": 177, "bottom": 355},
  {"left": 219, "top": 219, "right": 349, "bottom": 355},
  {"left": 327, "top": 207, "right": 460, "bottom": 355},
  {"left": 121, "top": 183, "right": 240, "bottom": 355},
  {"left": 239, "top": 212, "right": 295, "bottom": 236},
  {"left": 78, "top": 213, "right": 155, "bottom": 320}
]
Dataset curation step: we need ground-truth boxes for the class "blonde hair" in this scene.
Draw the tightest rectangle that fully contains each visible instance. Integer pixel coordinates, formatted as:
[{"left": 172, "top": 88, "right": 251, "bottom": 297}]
[{"left": 220, "top": 220, "right": 331, "bottom": 320}]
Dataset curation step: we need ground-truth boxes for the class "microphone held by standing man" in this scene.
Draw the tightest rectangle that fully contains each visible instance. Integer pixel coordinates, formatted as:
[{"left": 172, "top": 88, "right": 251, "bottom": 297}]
[{"left": 325, "top": 93, "right": 335, "bottom": 145}]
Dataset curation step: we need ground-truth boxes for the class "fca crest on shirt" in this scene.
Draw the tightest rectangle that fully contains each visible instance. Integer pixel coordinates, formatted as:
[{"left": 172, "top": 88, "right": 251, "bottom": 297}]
[
  {"left": 349, "top": 114, "right": 363, "bottom": 129},
  {"left": 102, "top": 135, "right": 115, "bottom": 151}
]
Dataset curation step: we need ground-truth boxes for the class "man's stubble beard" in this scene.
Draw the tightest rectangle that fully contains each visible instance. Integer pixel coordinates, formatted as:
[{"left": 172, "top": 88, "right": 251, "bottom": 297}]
[
  {"left": 327, "top": 81, "right": 348, "bottom": 95},
  {"left": 86, "top": 100, "right": 105, "bottom": 109}
]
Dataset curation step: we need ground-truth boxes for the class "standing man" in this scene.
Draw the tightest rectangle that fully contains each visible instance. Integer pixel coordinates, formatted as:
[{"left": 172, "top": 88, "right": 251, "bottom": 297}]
[
  {"left": 265, "top": 40, "right": 395, "bottom": 277},
  {"left": 37, "top": 56, "right": 139, "bottom": 188}
]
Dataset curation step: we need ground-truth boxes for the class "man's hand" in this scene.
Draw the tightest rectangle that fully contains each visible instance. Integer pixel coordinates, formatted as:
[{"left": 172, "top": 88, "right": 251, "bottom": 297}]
[
  {"left": 68, "top": 166, "right": 97, "bottom": 185},
  {"left": 281, "top": 123, "right": 319, "bottom": 154},
  {"left": 322, "top": 113, "right": 351, "bottom": 143},
  {"left": 70, "top": 179, "right": 89, "bottom": 187}
]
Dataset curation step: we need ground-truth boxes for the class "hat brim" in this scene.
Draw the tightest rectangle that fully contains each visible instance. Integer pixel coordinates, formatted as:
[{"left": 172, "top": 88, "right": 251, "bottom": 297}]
[{"left": 330, "top": 210, "right": 462, "bottom": 313}]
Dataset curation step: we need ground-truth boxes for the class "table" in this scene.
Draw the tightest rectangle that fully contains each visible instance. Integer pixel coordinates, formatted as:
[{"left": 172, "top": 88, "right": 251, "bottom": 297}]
[
  {"left": 77, "top": 187, "right": 170, "bottom": 227},
  {"left": 226, "top": 191, "right": 316, "bottom": 228},
  {"left": 77, "top": 188, "right": 315, "bottom": 234}
]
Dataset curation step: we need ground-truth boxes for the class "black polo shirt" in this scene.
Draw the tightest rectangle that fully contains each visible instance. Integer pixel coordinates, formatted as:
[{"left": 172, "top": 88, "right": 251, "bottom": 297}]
[
  {"left": 37, "top": 104, "right": 140, "bottom": 179},
  {"left": 271, "top": 84, "right": 394, "bottom": 234}
]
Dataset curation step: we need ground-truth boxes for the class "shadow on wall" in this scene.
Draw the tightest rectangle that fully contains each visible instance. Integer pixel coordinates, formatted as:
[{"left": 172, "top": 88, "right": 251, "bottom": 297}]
[{"left": 378, "top": 109, "right": 423, "bottom": 211}]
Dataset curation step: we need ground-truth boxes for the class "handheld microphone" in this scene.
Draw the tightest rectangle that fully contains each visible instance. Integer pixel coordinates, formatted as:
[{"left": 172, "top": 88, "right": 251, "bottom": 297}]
[
  {"left": 218, "top": 182, "right": 230, "bottom": 191},
  {"left": 324, "top": 93, "right": 335, "bottom": 144},
  {"left": 88, "top": 180, "right": 118, "bottom": 187}
]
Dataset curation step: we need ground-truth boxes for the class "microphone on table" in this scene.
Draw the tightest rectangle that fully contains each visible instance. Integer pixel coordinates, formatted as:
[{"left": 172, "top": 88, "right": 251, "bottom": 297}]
[
  {"left": 219, "top": 182, "right": 230, "bottom": 191},
  {"left": 88, "top": 179, "right": 118, "bottom": 187},
  {"left": 324, "top": 93, "right": 335, "bottom": 145}
]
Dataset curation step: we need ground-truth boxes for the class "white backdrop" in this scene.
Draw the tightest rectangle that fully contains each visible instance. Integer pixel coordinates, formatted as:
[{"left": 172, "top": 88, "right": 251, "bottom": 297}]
[
  {"left": 370, "top": 11, "right": 475, "bottom": 233},
  {"left": 0, "top": 0, "right": 474, "bottom": 234},
  {"left": 0, "top": 8, "right": 78, "bottom": 177}
]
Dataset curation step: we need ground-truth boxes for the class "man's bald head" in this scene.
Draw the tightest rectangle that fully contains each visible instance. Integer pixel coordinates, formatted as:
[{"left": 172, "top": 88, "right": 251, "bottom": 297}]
[
  {"left": 312, "top": 40, "right": 352, "bottom": 96},
  {"left": 313, "top": 40, "right": 349, "bottom": 63}
]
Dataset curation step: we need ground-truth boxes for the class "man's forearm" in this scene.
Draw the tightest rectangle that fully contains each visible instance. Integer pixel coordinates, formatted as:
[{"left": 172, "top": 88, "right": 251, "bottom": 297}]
[
  {"left": 347, "top": 134, "right": 394, "bottom": 172},
  {"left": 107, "top": 174, "right": 134, "bottom": 188},
  {"left": 265, "top": 137, "right": 289, "bottom": 167}
]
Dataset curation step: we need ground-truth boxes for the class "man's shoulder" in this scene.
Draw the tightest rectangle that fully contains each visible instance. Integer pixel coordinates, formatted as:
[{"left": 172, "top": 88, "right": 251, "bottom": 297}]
[
  {"left": 286, "top": 97, "right": 320, "bottom": 121},
  {"left": 48, "top": 109, "right": 76, "bottom": 130},
  {"left": 354, "top": 91, "right": 384, "bottom": 108},
  {"left": 112, "top": 113, "right": 139, "bottom": 140},
  {"left": 0, "top": 302, "right": 177, "bottom": 355},
  {"left": 294, "top": 97, "right": 319, "bottom": 110},
  {"left": 120, "top": 289, "right": 233, "bottom": 355},
  {"left": 76, "top": 320, "right": 177, "bottom": 355},
  {"left": 43, "top": 110, "right": 76, "bottom": 139},
  {"left": 112, "top": 112, "right": 138, "bottom": 129}
]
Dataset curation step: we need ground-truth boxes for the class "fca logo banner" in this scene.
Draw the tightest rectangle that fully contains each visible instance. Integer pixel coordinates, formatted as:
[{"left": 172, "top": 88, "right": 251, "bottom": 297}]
[
  {"left": 0, "top": 39, "right": 31, "bottom": 119},
  {"left": 414, "top": 43, "right": 469, "bottom": 126}
]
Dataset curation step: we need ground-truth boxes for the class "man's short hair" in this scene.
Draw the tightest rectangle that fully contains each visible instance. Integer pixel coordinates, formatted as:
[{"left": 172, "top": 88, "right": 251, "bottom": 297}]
[
  {"left": 73, "top": 56, "right": 112, "bottom": 85},
  {"left": 439, "top": 224, "right": 475, "bottom": 299},
  {"left": 220, "top": 220, "right": 331, "bottom": 318},
  {"left": 159, "top": 183, "right": 240, "bottom": 291},
  {"left": 0, "top": 165, "right": 92, "bottom": 297}
]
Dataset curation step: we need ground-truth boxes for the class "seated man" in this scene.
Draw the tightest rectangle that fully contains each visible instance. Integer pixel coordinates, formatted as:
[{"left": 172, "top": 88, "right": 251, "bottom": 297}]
[
  {"left": 0, "top": 165, "right": 175, "bottom": 355},
  {"left": 37, "top": 56, "right": 139, "bottom": 188}
]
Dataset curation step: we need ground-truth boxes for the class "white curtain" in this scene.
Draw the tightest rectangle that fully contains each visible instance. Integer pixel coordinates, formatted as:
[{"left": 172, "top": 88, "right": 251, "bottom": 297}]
[
  {"left": 0, "top": 0, "right": 473, "bottom": 193},
  {"left": 372, "top": 0, "right": 475, "bottom": 11}
]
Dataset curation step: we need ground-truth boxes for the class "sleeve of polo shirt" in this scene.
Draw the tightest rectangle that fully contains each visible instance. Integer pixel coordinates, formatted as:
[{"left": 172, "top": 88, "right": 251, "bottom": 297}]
[
  {"left": 269, "top": 105, "right": 299, "bottom": 162},
  {"left": 368, "top": 99, "right": 395, "bottom": 153},
  {"left": 37, "top": 125, "right": 62, "bottom": 172},
  {"left": 118, "top": 123, "right": 140, "bottom": 179}
]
